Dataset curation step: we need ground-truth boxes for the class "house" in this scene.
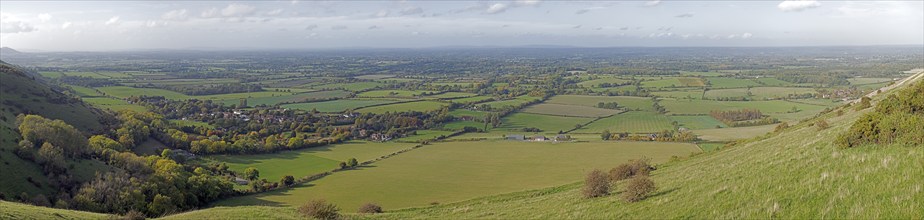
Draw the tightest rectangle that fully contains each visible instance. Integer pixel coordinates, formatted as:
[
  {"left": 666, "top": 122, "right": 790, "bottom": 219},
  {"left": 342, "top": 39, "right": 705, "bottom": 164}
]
[
  {"left": 233, "top": 177, "right": 249, "bottom": 185},
  {"left": 532, "top": 135, "right": 547, "bottom": 141},
  {"left": 554, "top": 134, "right": 571, "bottom": 141},
  {"left": 506, "top": 134, "right": 525, "bottom": 141}
]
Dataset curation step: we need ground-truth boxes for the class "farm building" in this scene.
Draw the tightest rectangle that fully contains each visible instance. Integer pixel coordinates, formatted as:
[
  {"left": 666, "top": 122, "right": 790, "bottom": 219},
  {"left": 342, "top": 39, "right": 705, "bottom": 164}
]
[
  {"left": 532, "top": 135, "right": 548, "bottom": 141},
  {"left": 506, "top": 134, "right": 525, "bottom": 141},
  {"left": 554, "top": 134, "right": 571, "bottom": 141}
]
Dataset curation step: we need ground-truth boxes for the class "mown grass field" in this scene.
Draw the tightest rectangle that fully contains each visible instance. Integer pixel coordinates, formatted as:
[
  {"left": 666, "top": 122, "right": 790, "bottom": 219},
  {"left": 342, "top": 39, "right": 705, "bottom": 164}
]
[
  {"left": 66, "top": 85, "right": 103, "bottom": 97},
  {"left": 207, "top": 141, "right": 415, "bottom": 184},
  {"left": 520, "top": 103, "right": 622, "bottom": 118},
  {"left": 574, "top": 111, "right": 674, "bottom": 133},
  {"left": 224, "top": 90, "right": 351, "bottom": 106},
  {"left": 214, "top": 141, "right": 700, "bottom": 210},
  {"left": 355, "top": 101, "right": 448, "bottom": 114},
  {"left": 282, "top": 99, "right": 401, "bottom": 113},
  {"left": 546, "top": 95, "right": 655, "bottom": 111},
  {"left": 479, "top": 95, "right": 541, "bottom": 109},
  {"left": 499, "top": 112, "right": 594, "bottom": 133},
  {"left": 660, "top": 99, "right": 826, "bottom": 116},
  {"left": 670, "top": 115, "right": 727, "bottom": 129},
  {"left": 705, "top": 87, "right": 816, "bottom": 100}
]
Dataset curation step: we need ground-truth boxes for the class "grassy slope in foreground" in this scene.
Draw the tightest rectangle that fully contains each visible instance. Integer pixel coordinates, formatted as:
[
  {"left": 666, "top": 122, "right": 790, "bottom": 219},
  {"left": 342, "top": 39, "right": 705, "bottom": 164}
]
[
  {"left": 376, "top": 84, "right": 923, "bottom": 219},
  {"left": 0, "top": 201, "right": 111, "bottom": 220}
]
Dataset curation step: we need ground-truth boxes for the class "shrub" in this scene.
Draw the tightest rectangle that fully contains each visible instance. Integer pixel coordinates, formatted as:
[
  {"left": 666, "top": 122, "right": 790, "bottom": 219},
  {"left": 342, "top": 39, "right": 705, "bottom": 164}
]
[
  {"left": 298, "top": 199, "right": 340, "bottom": 220},
  {"left": 582, "top": 169, "right": 609, "bottom": 198},
  {"left": 119, "top": 210, "right": 146, "bottom": 220},
  {"left": 627, "top": 158, "right": 654, "bottom": 177},
  {"left": 855, "top": 96, "right": 872, "bottom": 111},
  {"left": 774, "top": 122, "right": 789, "bottom": 132},
  {"left": 622, "top": 176, "right": 656, "bottom": 202},
  {"left": 357, "top": 203, "right": 383, "bottom": 214},
  {"left": 816, "top": 119, "right": 829, "bottom": 131},
  {"left": 609, "top": 164, "right": 633, "bottom": 182}
]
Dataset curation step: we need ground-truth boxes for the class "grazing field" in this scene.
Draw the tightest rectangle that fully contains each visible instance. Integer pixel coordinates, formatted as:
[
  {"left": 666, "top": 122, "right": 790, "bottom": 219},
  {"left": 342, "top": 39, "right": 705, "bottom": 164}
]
[
  {"left": 355, "top": 101, "right": 448, "bottom": 114},
  {"left": 574, "top": 111, "right": 674, "bottom": 133},
  {"left": 448, "top": 109, "right": 489, "bottom": 119},
  {"left": 311, "top": 82, "right": 384, "bottom": 91},
  {"left": 97, "top": 86, "right": 308, "bottom": 104},
  {"left": 282, "top": 99, "right": 401, "bottom": 112},
  {"left": 678, "top": 77, "right": 707, "bottom": 87},
  {"left": 520, "top": 103, "right": 621, "bottom": 118},
  {"left": 670, "top": 115, "right": 727, "bottom": 129},
  {"left": 753, "top": 77, "right": 793, "bottom": 86},
  {"left": 641, "top": 78, "right": 684, "bottom": 88},
  {"left": 680, "top": 71, "right": 724, "bottom": 76},
  {"left": 357, "top": 90, "right": 435, "bottom": 98},
  {"left": 214, "top": 141, "right": 701, "bottom": 209},
  {"left": 589, "top": 85, "right": 638, "bottom": 94},
  {"left": 577, "top": 77, "right": 631, "bottom": 88},
  {"left": 82, "top": 97, "right": 148, "bottom": 112},
  {"left": 426, "top": 92, "right": 477, "bottom": 99},
  {"left": 651, "top": 89, "right": 705, "bottom": 100},
  {"left": 848, "top": 77, "right": 894, "bottom": 85},
  {"left": 499, "top": 112, "right": 594, "bottom": 133},
  {"left": 442, "top": 121, "right": 485, "bottom": 131},
  {"left": 660, "top": 99, "right": 826, "bottom": 116},
  {"left": 449, "top": 95, "right": 494, "bottom": 104},
  {"left": 97, "top": 86, "right": 189, "bottom": 99},
  {"left": 545, "top": 95, "right": 655, "bottom": 111},
  {"left": 66, "top": 85, "right": 102, "bottom": 97},
  {"left": 226, "top": 90, "right": 351, "bottom": 106},
  {"left": 354, "top": 74, "right": 395, "bottom": 80},
  {"left": 0, "top": 201, "right": 112, "bottom": 219},
  {"left": 394, "top": 130, "right": 458, "bottom": 142},
  {"left": 479, "top": 95, "right": 541, "bottom": 109},
  {"left": 696, "top": 142, "right": 726, "bottom": 152},
  {"left": 705, "top": 87, "right": 817, "bottom": 100},
  {"left": 207, "top": 141, "right": 415, "bottom": 183},
  {"left": 705, "top": 77, "right": 762, "bottom": 88}
]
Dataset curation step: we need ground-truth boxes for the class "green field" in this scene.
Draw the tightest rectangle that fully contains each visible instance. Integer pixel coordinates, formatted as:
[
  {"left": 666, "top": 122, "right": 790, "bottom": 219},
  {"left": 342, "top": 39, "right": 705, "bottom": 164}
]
[
  {"left": 355, "top": 101, "right": 448, "bottom": 114},
  {"left": 426, "top": 92, "right": 477, "bottom": 99},
  {"left": 574, "top": 111, "right": 675, "bottom": 133},
  {"left": 641, "top": 78, "right": 685, "bottom": 88},
  {"left": 546, "top": 95, "right": 656, "bottom": 111},
  {"left": 228, "top": 90, "right": 351, "bottom": 107},
  {"left": 0, "top": 201, "right": 112, "bottom": 219},
  {"left": 660, "top": 99, "right": 827, "bottom": 117},
  {"left": 577, "top": 77, "right": 631, "bottom": 88},
  {"left": 848, "top": 77, "right": 894, "bottom": 85},
  {"left": 670, "top": 115, "right": 727, "bottom": 129},
  {"left": 354, "top": 74, "right": 395, "bottom": 80},
  {"left": 311, "top": 82, "right": 384, "bottom": 91},
  {"left": 499, "top": 113, "right": 594, "bottom": 133},
  {"left": 67, "top": 85, "right": 103, "bottom": 97},
  {"left": 693, "top": 124, "right": 778, "bottom": 141},
  {"left": 449, "top": 95, "right": 494, "bottom": 104},
  {"left": 479, "top": 95, "right": 542, "bottom": 109},
  {"left": 357, "top": 90, "right": 435, "bottom": 98},
  {"left": 520, "top": 103, "right": 621, "bottom": 118},
  {"left": 215, "top": 141, "right": 700, "bottom": 210},
  {"left": 705, "top": 77, "right": 762, "bottom": 88},
  {"left": 207, "top": 141, "right": 415, "bottom": 184},
  {"left": 753, "top": 77, "right": 794, "bottom": 86},
  {"left": 651, "top": 89, "right": 705, "bottom": 100},
  {"left": 705, "top": 87, "right": 816, "bottom": 100},
  {"left": 394, "top": 130, "right": 458, "bottom": 142},
  {"left": 83, "top": 97, "right": 148, "bottom": 112},
  {"left": 448, "top": 109, "right": 489, "bottom": 119},
  {"left": 442, "top": 121, "right": 485, "bottom": 131},
  {"left": 680, "top": 71, "right": 724, "bottom": 77},
  {"left": 282, "top": 99, "right": 401, "bottom": 113},
  {"left": 96, "top": 86, "right": 302, "bottom": 104}
]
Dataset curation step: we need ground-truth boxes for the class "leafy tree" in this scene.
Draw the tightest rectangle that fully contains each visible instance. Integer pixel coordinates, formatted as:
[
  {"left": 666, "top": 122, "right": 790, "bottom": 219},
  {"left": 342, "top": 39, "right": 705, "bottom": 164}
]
[
  {"left": 347, "top": 158, "right": 359, "bottom": 167},
  {"left": 601, "top": 130, "right": 611, "bottom": 140},
  {"left": 243, "top": 167, "right": 260, "bottom": 181},
  {"left": 281, "top": 175, "right": 295, "bottom": 186},
  {"left": 36, "top": 142, "right": 65, "bottom": 174}
]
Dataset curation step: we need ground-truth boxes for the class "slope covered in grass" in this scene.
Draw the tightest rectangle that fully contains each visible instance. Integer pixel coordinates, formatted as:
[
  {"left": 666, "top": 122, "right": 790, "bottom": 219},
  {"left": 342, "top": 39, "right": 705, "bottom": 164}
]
[{"left": 0, "top": 201, "right": 111, "bottom": 220}]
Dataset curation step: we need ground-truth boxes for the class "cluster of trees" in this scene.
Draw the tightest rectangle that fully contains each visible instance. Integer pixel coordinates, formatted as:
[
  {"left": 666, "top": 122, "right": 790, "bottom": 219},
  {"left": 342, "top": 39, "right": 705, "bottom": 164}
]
[
  {"left": 709, "top": 108, "right": 778, "bottom": 127},
  {"left": 582, "top": 158, "right": 657, "bottom": 202},
  {"left": 12, "top": 114, "right": 236, "bottom": 217},
  {"left": 601, "top": 129, "right": 696, "bottom": 142},
  {"left": 836, "top": 81, "right": 924, "bottom": 148},
  {"left": 142, "top": 83, "right": 264, "bottom": 96},
  {"left": 596, "top": 102, "right": 620, "bottom": 109}
]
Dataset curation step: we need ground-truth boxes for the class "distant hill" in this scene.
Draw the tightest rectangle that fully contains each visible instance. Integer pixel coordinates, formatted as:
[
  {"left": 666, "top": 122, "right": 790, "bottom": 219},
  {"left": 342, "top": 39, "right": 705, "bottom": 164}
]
[
  {"left": 0, "top": 47, "right": 22, "bottom": 55},
  {"left": 0, "top": 60, "right": 110, "bottom": 133}
]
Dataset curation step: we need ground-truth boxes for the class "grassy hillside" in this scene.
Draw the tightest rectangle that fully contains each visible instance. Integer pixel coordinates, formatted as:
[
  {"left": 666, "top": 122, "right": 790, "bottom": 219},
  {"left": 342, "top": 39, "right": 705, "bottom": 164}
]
[{"left": 0, "top": 201, "right": 111, "bottom": 220}]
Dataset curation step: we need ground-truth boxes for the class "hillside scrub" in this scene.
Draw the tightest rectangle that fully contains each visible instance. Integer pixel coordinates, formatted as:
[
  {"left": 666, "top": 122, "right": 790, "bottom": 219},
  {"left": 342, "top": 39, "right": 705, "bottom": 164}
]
[
  {"left": 837, "top": 80, "right": 924, "bottom": 148},
  {"left": 622, "top": 176, "right": 656, "bottom": 202},
  {"left": 581, "top": 169, "right": 609, "bottom": 198},
  {"left": 358, "top": 203, "right": 383, "bottom": 214},
  {"left": 298, "top": 199, "right": 340, "bottom": 220}
]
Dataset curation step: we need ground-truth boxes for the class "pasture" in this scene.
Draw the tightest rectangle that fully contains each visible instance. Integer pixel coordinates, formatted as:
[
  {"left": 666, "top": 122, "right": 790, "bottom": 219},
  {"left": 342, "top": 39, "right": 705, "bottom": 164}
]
[
  {"left": 441, "top": 121, "right": 485, "bottom": 131},
  {"left": 479, "top": 95, "right": 541, "bottom": 109},
  {"left": 66, "top": 85, "right": 102, "bottom": 97},
  {"left": 705, "top": 87, "right": 817, "bottom": 100},
  {"left": 545, "top": 95, "right": 655, "bottom": 111},
  {"left": 670, "top": 115, "right": 726, "bottom": 129},
  {"left": 705, "top": 77, "right": 762, "bottom": 89},
  {"left": 357, "top": 90, "right": 435, "bottom": 98},
  {"left": 848, "top": 77, "right": 894, "bottom": 85},
  {"left": 282, "top": 99, "right": 401, "bottom": 113},
  {"left": 426, "top": 92, "right": 477, "bottom": 99},
  {"left": 214, "top": 141, "right": 701, "bottom": 209},
  {"left": 449, "top": 95, "right": 494, "bottom": 104},
  {"left": 499, "top": 112, "right": 594, "bottom": 133},
  {"left": 448, "top": 109, "right": 489, "bottom": 119},
  {"left": 355, "top": 101, "right": 448, "bottom": 114},
  {"left": 693, "top": 124, "right": 777, "bottom": 141},
  {"left": 82, "top": 97, "right": 148, "bottom": 112},
  {"left": 311, "top": 82, "right": 384, "bottom": 91},
  {"left": 574, "top": 111, "right": 674, "bottom": 133},
  {"left": 651, "top": 89, "right": 705, "bottom": 100},
  {"left": 577, "top": 77, "right": 631, "bottom": 88},
  {"left": 226, "top": 90, "right": 351, "bottom": 106},
  {"left": 394, "top": 130, "right": 458, "bottom": 142},
  {"left": 660, "top": 99, "right": 826, "bottom": 116},
  {"left": 520, "top": 103, "right": 621, "bottom": 118},
  {"left": 207, "top": 141, "right": 415, "bottom": 183}
]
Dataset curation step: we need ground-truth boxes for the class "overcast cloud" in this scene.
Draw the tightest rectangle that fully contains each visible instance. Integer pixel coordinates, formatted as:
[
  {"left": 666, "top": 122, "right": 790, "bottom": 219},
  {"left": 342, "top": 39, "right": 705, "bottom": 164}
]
[{"left": 0, "top": 1, "right": 922, "bottom": 51}]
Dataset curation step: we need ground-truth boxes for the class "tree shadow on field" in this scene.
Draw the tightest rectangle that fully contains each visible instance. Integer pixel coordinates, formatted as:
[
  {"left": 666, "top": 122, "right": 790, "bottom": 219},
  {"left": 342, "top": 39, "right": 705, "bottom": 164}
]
[{"left": 649, "top": 187, "right": 679, "bottom": 199}]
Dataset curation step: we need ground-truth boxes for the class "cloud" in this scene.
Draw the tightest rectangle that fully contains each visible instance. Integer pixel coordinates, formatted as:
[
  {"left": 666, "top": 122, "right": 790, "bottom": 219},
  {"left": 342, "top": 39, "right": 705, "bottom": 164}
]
[
  {"left": 593, "top": 27, "right": 602, "bottom": 31},
  {"left": 162, "top": 9, "right": 188, "bottom": 21},
  {"left": 331, "top": 25, "right": 347, "bottom": 30},
  {"left": 777, "top": 0, "right": 821, "bottom": 12},
  {"left": 575, "top": 9, "right": 590, "bottom": 14},
  {"left": 375, "top": 10, "right": 389, "bottom": 17},
  {"left": 146, "top": 20, "right": 167, "bottom": 28},
  {"left": 38, "top": 13, "right": 52, "bottom": 22},
  {"left": 741, "top": 32, "right": 753, "bottom": 39},
  {"left": 572, "top": 25, "right": 582, "bottom": 29},
  {"left": 61, "top": 21, "right": 72, "bottom": 29},
  {"left": 305, "top": 24, "right": 318, "bottom": 30},
  {"left": 515, "top": 0, "right": 541, "bottom": 7},
  {"left": 400, "top": 7, "right": 424, "bottom": 15},
  {"left": 675, "top": 13, "right": 694, "bottom": 18},
  {"left": 485, "top": 3, "right": 509, "bottom": 14},
  {"left": 221, "top": 4, "right": 257, "bottom": 17},
  {"left": 105, "top": 16, "right": 120, "bottom": 25},
  {"left": 266, "top": 9, "right": 284, "bottom": 16},
  {"left": 0, "top": 20, "right": 36, "bottom": 33},
  {"left": 368, "top": 25, "right": 380, "bottom": 29},
  {"left": 644, "top": 0, "right": 661, "bottom": 7},
  {"left": 619, "top": 27, "right": 629, "bottom": 31}
]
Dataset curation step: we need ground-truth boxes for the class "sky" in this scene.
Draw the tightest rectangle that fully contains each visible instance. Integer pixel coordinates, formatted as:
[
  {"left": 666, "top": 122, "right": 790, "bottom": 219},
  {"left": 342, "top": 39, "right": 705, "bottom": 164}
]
[{"left": 0, "top": 0, "right": 922, "bottom": 51}]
